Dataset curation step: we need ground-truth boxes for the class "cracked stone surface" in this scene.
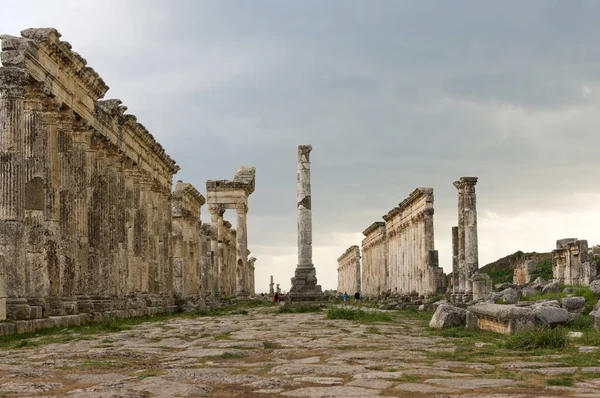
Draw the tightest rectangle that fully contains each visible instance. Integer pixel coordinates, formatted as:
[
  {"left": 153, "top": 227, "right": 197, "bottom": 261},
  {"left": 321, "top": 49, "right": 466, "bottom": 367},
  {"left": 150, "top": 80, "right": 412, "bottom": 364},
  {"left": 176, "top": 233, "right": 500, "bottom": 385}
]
[{"left": 0, "top": 306, "right": 599, "bottom": 397}]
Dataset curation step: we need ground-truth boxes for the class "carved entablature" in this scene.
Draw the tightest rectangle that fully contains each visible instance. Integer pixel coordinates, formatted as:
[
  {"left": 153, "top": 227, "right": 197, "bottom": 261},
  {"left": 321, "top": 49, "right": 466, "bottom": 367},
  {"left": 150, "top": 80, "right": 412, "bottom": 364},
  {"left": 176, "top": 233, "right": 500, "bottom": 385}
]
[
  {"left": 0, "top": 28, "right": 179, "bottom": 194},
  {"left": 362, "top": 221, "right": 385, "bottom": 237},
  {"left": 172, "top": 181, "right": 205, "bottom": 220},
  {"left": 337, "top": 245, "right": 360, "bottom": 263}
]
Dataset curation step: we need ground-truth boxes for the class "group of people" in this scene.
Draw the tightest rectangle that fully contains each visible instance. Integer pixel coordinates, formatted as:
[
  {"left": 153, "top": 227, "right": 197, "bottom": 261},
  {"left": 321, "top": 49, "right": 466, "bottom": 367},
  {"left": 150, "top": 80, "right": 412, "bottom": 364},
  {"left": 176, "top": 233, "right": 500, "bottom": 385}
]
[{"left": 342, "top": 291, "right": 360, "bottom": 305}]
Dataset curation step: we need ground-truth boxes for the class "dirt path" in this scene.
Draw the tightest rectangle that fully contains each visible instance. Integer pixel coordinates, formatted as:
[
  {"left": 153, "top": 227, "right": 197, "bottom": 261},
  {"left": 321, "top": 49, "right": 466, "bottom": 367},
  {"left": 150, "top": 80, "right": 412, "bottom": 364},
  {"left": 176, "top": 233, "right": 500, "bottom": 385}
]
[{"left": 0, "top": 306, "right": 598, "bottom": 397}]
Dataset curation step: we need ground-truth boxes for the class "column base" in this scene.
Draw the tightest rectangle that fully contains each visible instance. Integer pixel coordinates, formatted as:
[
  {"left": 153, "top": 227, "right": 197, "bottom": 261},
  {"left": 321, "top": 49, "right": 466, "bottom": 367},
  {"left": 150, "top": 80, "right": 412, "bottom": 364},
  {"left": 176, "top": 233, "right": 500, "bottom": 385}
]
[{"left": 288, "top": 267, "right": 326, "bottom": 305}]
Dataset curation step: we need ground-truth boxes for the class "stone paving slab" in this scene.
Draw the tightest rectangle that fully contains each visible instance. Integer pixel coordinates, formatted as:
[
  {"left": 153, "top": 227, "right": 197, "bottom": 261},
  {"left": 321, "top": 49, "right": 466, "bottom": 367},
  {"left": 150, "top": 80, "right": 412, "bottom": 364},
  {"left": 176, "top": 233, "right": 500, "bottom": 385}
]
[{"left": 0, "top": 307, "right": 597, "bottom": 397}]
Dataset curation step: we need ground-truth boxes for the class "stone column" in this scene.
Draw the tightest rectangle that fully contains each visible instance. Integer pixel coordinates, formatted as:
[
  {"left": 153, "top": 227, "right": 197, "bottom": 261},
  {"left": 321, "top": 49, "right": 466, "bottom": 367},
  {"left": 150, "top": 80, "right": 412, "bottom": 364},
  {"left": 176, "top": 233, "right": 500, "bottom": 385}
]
[
  {"left": 462, "top": 177, "right": 479, "bottom": 297},
  {"left": 0, "top": 66, "right": 27, "bottom": 320},
  {"left": 235, "top": 203, "right": 249, "bottom": 297},
  {"left": 453, "top": 180, "right": 466, "bottom": 301},
  {"left": 248, "top": 257, "right": 256, "bottom": 296},
  {"left": 289, "top": 145, "right": 324, "bottom": 303},
  {"left": 269, "top": 275, "right": 274, "bottom": 295},
  {"left": 208, "top": 204, "right": 224, "bottom": 298},
  {"left": 451, "top": 226, "right": 459, "bottom": 300}
]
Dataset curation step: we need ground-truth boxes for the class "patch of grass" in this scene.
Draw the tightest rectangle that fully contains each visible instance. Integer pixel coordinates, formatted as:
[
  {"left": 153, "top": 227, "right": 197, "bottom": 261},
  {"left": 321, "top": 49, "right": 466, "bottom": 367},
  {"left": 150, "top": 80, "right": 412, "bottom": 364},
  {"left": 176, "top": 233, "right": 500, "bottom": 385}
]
[
  {"left": 262, "top": 341, "right": 282, "bottom": 349},
  {"left": 220, "top": 351, "right": 246, "bottom": 359},
  {"left": 572, "top": 286, "right": 598, "bottom": 313},
  {"left": 102, "top": 338, "right": 114, "bottom": 344},
  {"left": 505, "top": 326, "right": 567, "bottom": 350},
  {"left": 279, "top": 305, "right": 323, "bottom": 314},
  {"left": 364, "top": 326, "right": 381, "bottom": 334},
  {"left": 326, "top": 307, "right": 392, "bottom": 323},
  {"left": 214, "top": 332, "right": 232, "bottom": 341},
  {"left": 547, "top": 377, "right": 573, "bottom": 386},
  {"left": 81, "top": 360, "right": 128, "bottom": 369},
  {"left": 434, "top": 327, "right": 483, "bottom": 338},
  {"left": 134, "top": 368, "right": 164, "bottom": 380}
]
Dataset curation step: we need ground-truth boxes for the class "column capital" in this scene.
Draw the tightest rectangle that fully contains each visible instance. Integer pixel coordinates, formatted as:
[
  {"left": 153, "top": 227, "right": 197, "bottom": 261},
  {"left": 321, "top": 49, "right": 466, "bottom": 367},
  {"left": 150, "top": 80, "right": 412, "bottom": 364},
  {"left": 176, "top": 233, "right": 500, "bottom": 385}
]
[
  {"left": 234, "top": 203, "right": 248, "bottom": 213},
  {"left": 208, "top": 204, "right": 226, "bottom": 216},
  {"left": 298, "top": 144, "right": 312, "bottom": 155}
]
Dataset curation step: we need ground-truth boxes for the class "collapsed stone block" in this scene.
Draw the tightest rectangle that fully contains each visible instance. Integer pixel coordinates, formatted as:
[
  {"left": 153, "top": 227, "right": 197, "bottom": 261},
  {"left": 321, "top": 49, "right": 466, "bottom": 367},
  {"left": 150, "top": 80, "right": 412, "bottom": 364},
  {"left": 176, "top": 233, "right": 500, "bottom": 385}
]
[
  {"left": 561, "top": 297, "right": 586, "bottom": 313},
  {"left": 429, "top": 304, "right": 467, "bottom": 329}
]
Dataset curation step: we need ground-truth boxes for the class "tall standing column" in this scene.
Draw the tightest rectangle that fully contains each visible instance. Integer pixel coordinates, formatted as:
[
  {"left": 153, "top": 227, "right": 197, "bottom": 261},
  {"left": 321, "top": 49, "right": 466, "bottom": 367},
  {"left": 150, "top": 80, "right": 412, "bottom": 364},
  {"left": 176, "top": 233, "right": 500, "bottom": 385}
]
[
  {"left": 453, "top": 180, "right": 466, "bottom": 301},
  {"left": 462, "top": 177, "right": 479, "bottom": 297},
  {"left": 288, "top": 145, "right": 323, "bottom": 303},
  {"left": 0, "top": 66, "right": 27, "bottom": 320},
  {"left": 208, "top": 204, "right": 224, "bottom": 298},
  {"left": 235, "top": 203, "right": 248, "bottom": 297},
  {"left": 451, "top": 226, "right": 459, "bottom": 300}
]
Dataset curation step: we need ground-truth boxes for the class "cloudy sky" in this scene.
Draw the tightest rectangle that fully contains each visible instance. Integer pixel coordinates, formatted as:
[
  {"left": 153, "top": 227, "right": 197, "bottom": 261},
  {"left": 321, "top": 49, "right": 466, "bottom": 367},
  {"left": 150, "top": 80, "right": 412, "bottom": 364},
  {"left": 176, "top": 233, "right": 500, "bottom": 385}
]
[{"left": 3, "top": 1, "right": 600, "bottom": 292}]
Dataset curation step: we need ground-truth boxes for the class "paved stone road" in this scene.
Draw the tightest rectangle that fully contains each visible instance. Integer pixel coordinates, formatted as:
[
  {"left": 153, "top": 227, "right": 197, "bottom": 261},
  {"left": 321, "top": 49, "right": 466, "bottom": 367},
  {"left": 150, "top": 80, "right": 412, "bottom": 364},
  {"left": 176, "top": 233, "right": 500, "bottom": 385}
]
[{"left": 0, "top": 306, "right": 599, "bottom": 397}]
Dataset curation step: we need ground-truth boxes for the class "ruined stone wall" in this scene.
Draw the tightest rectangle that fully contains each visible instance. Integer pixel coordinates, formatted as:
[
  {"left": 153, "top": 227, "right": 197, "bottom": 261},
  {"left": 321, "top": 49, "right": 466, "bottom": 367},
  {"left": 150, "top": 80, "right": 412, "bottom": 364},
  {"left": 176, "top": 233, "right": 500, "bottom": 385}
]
[
  {"left": 337, "top": 245, "right": 361, "bottom": 294},
  {"left": 361, "top": 222, "right": 387, "bottom": 297},
  {"left": 172, "top": 181, "right": 205, "bottom": 298},
  {"left": 0, "top": 29, "right": 181, "bottom": 321},
  {"left": 513, "top": 259, "right": 540, "bottom": 286},
  {"left": 384, "top": 188, "right": 445, "bottom": 295},
  {"left": 553, "top": 238, "right": 597, "bottom": 286}
]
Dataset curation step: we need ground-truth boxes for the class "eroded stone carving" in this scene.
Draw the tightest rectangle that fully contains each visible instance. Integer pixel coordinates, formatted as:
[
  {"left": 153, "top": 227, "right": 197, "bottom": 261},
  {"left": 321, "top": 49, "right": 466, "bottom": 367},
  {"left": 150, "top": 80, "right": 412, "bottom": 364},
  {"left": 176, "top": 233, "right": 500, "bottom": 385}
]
[{"left": 553, "top": 238, "right": 597, "bottom": 286}]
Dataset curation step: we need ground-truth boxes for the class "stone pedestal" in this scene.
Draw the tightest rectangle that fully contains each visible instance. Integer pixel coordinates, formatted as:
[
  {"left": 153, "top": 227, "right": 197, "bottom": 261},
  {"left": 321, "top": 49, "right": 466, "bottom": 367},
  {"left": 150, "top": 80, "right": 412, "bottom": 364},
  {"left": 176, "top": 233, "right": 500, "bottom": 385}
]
[{"left": 288, "top": 145, "right": 324, "bottom": 305}]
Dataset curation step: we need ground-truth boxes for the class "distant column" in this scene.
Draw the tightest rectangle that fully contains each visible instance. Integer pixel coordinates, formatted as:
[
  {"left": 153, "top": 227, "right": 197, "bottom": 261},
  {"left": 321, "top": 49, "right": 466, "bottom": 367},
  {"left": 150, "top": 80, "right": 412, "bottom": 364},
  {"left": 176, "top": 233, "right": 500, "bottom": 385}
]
[
  {"left": 453, "top": 180, "right": 466, "bottom": 300},
  {"left": 235, "top": 203, "right": 249, "bottom": 297},
  {"left": 269, "top": 275, "right": 274, "bottom": 295},
  {"left": 462, "top": 177, "right": 479, "bottom": 296}
]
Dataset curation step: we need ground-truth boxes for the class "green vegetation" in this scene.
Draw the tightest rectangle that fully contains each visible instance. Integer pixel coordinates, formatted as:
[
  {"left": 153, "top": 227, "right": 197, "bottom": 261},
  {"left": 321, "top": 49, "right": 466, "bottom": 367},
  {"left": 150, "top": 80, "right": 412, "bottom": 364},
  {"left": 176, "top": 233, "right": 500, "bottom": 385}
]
[
  {"left": 547, "top": 377, "right": 573, "bottom": 386},
  {"left": 262, "top": 341, "right": 282, "bottom": 349},
  {"left": 530, "top": 259, "right": 553, "bottom": 281},
  {"left": 479, "top": 250, "right": 552, "bottom": 285},
  {"left": 279, "top": 304, "right": 324, "bottom": 314},
  {"left": 326, "top": 307, "right": 392, "bottom": 323},
  {"left": 505, "top": 326, "right": 567, "bottom": 350},
  {"left": 520, "top": 285, "right": 598, "bottom": 313},
  {"left": 220, "top": 351, "right": 246, "bottom": 359}
]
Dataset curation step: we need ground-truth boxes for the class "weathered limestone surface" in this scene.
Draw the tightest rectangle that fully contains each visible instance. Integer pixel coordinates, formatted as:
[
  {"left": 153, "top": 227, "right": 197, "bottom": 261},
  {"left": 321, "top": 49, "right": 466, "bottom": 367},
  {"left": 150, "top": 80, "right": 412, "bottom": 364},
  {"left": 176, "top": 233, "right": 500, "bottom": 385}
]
[
  {"left": 289, "top": 145, "right": 324, "bottom": 303},
  {"left": 0, "top": 28, "right": 183, "bottom": 321},
  {"left": 384, "top": 188, "right": 446, "bottom": 296},
  {"left": 513, "top": 259, "right": 540, "bottom": 285},
  {"left": 553, "top": 238, "right": 597, "bottom": 286},
  {"left": 337, "top": 245, "right": 361, "bottom": 294},
  {"left": 206, "top": 166, "right": 256, "bottom": 298},
  {"left": 0, "top": 28, "right": 257, "bottom": 328},
  {"left": 361, "top": 222, "right": 387, "bottom": 297},
  {"left": 172, "top": 181, "right": 205, "bottom": 299},
  {"left": 452, "top": 177, "right": 479, "bottom": 302}
]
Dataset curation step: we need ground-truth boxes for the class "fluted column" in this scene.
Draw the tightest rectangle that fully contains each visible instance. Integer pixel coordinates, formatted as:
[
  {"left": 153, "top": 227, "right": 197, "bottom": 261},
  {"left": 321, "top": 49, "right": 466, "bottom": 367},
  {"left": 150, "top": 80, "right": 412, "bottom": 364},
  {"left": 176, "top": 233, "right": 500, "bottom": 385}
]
[
  {"left": 235, "top": 203, "right": 249, "bottom": 297},
  {"left": 0, "top": 67, "right": 27, "bottom": 320},
  {"left": 462, "top": 177, "right": 479, "bottom": 296},
  {"left": 208, "top": 204, "right": 223, "bottom": 298},
  {"left": 453, "top": 180, "right": 466, "bottom": 299},
  {"left": 451, "top": 226, "right": 459, "bottom": 297}
]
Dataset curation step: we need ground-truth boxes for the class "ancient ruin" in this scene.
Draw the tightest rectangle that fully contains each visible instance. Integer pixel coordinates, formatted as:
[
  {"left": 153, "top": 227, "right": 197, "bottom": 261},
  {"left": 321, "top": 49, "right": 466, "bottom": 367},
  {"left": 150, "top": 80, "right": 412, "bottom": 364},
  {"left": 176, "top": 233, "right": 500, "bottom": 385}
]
[
  {"left": 361, "top": 222, "right": 387, "bottom": 297},
  {"left": 206, "top": 166, "right": 256, "bottom": 298},
  {"left": 350, "top": 188, "right": 446, "bottom": 298},
  {"left": 513, "top": 259, "right": 540, "bottom": 285},
  {"left": 269, "top": 275, "right": 274, "bottom": 295},
  {"left": 385, "top": 188, "right": 445, "bottom": 295},
  {"left": 553, "top": 238, "right": 597, "bottom": 286},
  {"left": 288, "top": 145, "right": 324, "bottom": 303},
  {"left": 0, "top": 28, "right": 257, "bottom": 332},
  {"left": 337, "top": 245, "right": 361, "bottom": 294},
  {"left": 452, "top": 177, "right": 480, "bottom": 302}
]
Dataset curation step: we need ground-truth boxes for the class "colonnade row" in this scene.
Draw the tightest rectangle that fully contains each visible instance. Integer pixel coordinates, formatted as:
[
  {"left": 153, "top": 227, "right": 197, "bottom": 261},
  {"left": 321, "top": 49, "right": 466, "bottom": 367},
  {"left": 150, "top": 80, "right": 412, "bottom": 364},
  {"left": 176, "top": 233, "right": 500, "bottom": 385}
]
[
  {"left": 0, "top": 28, "right": 255, "bottom": 322},
  {"left": 338, "top": 188, "right": 446, "bottom": 297},
  {"left": 338, "top": 180, "right": 481, "bottom": 299}
]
